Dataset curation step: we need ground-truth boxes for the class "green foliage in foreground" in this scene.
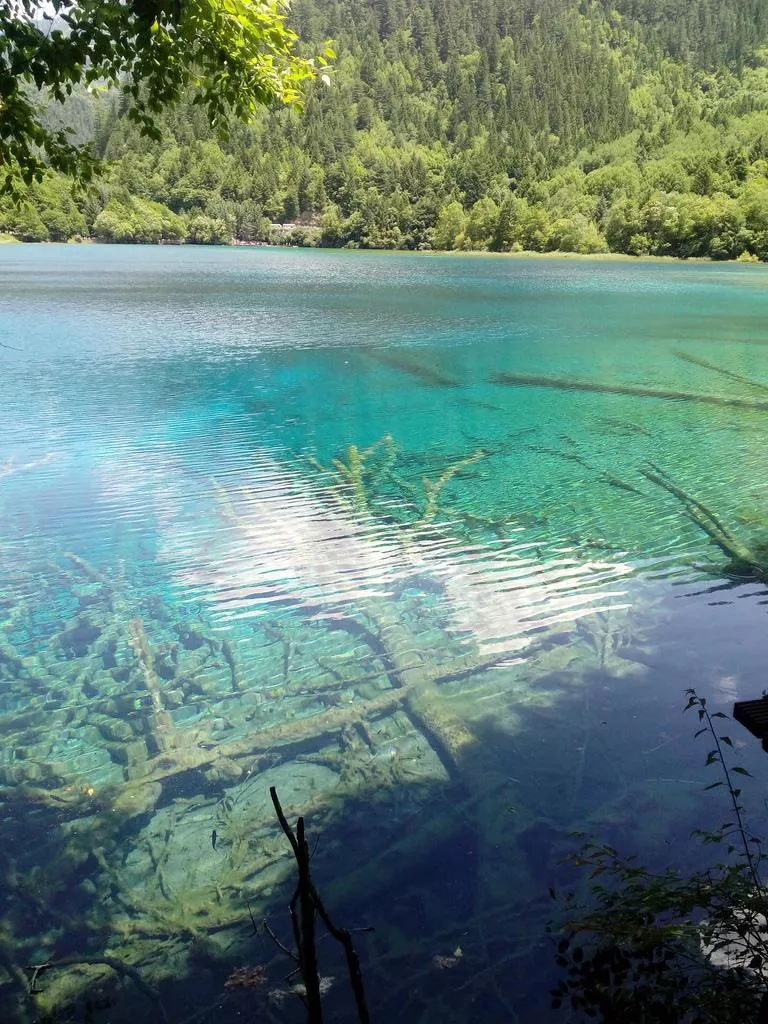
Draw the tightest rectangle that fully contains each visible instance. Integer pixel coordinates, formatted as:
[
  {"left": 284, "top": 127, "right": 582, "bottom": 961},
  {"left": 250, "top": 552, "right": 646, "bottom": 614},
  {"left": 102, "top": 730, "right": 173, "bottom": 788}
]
[
  {"left": 8, "top": 0, "right": 768, "bottom": 259},
  {"left": 554, "top": 691, "right": 768, "bottom": 1022}
]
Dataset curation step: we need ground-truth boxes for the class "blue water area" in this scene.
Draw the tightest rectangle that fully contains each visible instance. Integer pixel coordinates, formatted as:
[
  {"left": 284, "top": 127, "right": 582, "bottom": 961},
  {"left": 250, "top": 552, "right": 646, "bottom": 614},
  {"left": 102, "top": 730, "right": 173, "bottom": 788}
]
[{"left": 2, "top": 244, "right": 768, "bottom": 1022}]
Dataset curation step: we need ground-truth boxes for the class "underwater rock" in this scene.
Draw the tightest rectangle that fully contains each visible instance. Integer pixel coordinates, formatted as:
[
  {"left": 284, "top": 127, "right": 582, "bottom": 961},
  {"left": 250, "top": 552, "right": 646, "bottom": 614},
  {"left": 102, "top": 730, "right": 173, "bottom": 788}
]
[
  {"left": 189, "top": 933, "right": 235, "bottom": 965},
  {"left": 175, "top": 622, "right": 207, "bottom": 651},
  {"left": 203, "top": 758, "right": 243, "bottom": 786},
  {"left": 79, "top": 878, "right": 98, "bottom": 898},
  {"left": 100, "top": 636, "right": 118, "bottom": 669},
  {"left": 154, "top": 646, "right": 179, "bottom": 680},
  {"left": 0, "top": 643, "right": 24, "bottom": 677},
  {"left": 109, "top": 780, "right": 162, "bottom": 818},
  {"left": 107, "top": 693, "right": 142, "bottom": 716},
  {"left": 57, "top": 618, "right": 103, "bottom": 657},
  {"left": 224, "top": 964, "right": 266, "bottom": 988},
  {"left": 105, "top": 738, "right": 149, "bottom": 775},
  {"left": 269, "top": 975, "right": 333, "bottom": 1007},
  {"left": 433, "top": 946, "right": 463, "bottom": 970},
  {"left": 97, "top": 718, "right": 135, "bottom": 743},
  {"left": 0, "top": 761, "right": 43, "bottom": 785}
]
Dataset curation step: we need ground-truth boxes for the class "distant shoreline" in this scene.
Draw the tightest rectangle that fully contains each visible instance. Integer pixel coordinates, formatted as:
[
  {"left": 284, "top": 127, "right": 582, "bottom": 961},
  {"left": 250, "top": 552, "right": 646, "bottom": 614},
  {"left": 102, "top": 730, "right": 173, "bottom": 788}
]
[
  {"left": 2, "top": 235, "right": 764, "bottom": 267},
  {"left": 401, "top": 248, "right": 728, "bottom": 265}
]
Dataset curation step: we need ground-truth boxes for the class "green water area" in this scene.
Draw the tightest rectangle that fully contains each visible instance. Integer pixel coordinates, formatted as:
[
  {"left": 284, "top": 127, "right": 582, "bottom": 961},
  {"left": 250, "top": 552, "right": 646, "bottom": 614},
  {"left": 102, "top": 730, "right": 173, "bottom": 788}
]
[{"left": 2, "top": 245, "right": 768, "bottom": 1022}]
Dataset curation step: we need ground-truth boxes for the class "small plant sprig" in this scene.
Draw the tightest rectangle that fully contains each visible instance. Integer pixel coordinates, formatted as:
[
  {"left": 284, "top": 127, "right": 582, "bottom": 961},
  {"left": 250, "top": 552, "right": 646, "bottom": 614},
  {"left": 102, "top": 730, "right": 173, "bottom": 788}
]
[
  {"left": 684, "top": 688, "right": 764, "bottom": 895},
  {"left": 549, "top": 689, "right": 768, "bottom": 1021}
]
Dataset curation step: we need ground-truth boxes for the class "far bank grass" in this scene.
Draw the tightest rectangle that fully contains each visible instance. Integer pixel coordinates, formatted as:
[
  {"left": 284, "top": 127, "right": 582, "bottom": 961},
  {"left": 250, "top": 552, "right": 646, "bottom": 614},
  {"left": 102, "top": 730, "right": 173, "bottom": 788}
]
[
  {"left": 418, "top": 247, "right": 762, "bottom": 266},
  {"left": 4, "top": 236, "right": 768, "bottom": 269}
]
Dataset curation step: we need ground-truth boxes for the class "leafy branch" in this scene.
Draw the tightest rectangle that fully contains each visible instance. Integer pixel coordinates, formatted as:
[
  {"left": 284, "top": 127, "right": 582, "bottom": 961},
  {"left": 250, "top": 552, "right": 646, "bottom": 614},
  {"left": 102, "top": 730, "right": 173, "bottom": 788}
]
[{"left": 1, "top": 0, "right": 333, "bottom": 192}]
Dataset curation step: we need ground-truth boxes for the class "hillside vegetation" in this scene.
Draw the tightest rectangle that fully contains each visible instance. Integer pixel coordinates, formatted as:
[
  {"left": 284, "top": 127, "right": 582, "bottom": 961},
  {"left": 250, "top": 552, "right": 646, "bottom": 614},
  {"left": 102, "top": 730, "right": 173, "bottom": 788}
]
[{"left": 8, "top": 0, "right": 768, "bottom": 259}]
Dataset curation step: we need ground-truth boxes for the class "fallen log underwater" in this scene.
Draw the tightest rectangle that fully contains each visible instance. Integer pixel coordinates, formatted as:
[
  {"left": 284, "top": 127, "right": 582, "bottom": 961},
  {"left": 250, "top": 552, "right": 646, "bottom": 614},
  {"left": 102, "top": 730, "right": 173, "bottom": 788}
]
[
  {"left": 490, "top": 370, "right": 768, "bottom": 410},
  {"left": 673, "top": 349, "right": 768, "bottom": 395}
]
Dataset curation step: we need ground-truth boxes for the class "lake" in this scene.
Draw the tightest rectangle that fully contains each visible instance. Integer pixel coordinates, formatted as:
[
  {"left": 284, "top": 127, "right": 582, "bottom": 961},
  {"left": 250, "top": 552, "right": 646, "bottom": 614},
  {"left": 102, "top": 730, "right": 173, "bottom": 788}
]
[{"left": 2, "top": 244, "right": 768, "bottom": 1022}]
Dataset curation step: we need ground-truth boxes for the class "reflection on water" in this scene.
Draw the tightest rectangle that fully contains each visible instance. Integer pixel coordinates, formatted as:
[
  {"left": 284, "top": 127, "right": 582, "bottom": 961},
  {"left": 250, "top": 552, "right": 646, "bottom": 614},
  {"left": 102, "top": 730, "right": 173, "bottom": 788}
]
[{"left": 2, "top": 246, "right": 768, "bottom": 1022}]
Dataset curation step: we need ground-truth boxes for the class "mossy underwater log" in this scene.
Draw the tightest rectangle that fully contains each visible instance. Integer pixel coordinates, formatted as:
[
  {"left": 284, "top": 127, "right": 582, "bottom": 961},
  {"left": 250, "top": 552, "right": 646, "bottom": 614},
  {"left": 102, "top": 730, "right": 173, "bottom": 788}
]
[
  {"left": 0, "top": 686, "right": 414, "bottom": 819},
  {"left": 365, "top": 350, "right": 462, "bottom": 388},
  {"left": 422, "top": 449, "right": 486, "bottom": 524},
  {"left": 490, "top": 371, "right": 768, "bottom": 410},
  {"left": 129, "top": 618, "right": 176, "bottom": 753}
]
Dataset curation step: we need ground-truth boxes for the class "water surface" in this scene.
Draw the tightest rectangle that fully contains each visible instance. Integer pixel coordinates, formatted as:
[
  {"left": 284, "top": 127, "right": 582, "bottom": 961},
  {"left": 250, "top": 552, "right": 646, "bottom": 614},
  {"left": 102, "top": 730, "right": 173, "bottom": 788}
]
[{"left": 2, "top": 245, "right": 768, "bottom": 1022}]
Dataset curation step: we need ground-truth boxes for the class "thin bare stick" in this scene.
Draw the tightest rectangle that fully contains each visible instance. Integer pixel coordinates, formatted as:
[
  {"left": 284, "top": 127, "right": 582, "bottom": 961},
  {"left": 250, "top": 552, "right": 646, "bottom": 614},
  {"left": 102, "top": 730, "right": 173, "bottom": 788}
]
[
  {"left": 307, "top": 880, "right": 371, "bottom": 1024},
  {"left": 491, "top": 370, "right": 768, "bottom": 410},
  {"left": 270, "top": 787, "right": 371, "bottom": 1024},
  {"left": 674, "top": 350, "right": 768, "bottom": 394},
  {"left": 263, "top": 918, "right": 299, "bottom": 962},
  {"left": 270, "top": 787, "right": 323, "bottom": 1023}
]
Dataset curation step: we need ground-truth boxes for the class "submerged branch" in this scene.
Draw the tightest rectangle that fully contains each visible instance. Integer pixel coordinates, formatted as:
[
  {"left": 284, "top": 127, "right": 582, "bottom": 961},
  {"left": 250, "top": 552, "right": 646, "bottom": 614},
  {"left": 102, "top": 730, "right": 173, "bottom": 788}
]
[
  {"left": 640, "top": 464, "right": 766, "bottom": 577},
  {"left": 26, "top": 956, "right": 168, "bottom": 1023},
  {"left": 364, "top": 350, "right": 462, "bottom": 388},
  {"left": 129, "top": 618, "right": 176, "bottom": 752},
  {"left": 0, "top": 687, "right": 412, "bottom": 819},
  {"left": 422, "top": 449, "right": 486, "bottom": 524},
  {"left": 674, "top": 350, "right": 768, "bottom": 395}
]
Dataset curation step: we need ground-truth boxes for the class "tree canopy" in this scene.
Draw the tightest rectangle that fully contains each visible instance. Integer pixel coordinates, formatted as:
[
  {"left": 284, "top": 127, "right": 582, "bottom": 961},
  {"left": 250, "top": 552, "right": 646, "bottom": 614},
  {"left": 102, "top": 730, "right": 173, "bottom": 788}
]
[
  {"left": 0, "top": 0, "right": 330, "bottom": 191},
  {"left": 6, "top": 0, "right": 768, "bottom": 260}
]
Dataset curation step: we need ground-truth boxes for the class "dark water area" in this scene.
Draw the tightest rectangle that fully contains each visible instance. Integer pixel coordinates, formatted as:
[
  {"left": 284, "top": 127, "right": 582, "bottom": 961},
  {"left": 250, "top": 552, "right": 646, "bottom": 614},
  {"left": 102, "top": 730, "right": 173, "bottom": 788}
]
[{"left": 2, "top": 245, "right": 768, "bottom": 1022}]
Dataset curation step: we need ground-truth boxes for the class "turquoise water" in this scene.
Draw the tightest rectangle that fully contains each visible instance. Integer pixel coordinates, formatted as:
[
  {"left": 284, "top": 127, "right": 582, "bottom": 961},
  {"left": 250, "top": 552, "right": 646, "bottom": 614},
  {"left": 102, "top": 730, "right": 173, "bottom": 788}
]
[{"left": 2, "top": 244, "right": 768, "bottom": 1021}]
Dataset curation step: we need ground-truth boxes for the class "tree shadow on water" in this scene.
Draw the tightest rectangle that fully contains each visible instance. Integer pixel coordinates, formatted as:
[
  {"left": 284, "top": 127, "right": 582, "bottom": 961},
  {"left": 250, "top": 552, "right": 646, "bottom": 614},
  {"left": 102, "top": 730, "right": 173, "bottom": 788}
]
[{"left": 1, "top": 655, "right": 699, "bottom": 1024}]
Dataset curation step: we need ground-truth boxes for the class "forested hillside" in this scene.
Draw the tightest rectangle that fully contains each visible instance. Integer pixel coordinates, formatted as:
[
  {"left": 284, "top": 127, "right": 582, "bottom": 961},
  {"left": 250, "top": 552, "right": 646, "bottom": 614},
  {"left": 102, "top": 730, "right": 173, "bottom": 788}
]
[{"left": 7, "top": 0, "right": 768, "bottom": 259}]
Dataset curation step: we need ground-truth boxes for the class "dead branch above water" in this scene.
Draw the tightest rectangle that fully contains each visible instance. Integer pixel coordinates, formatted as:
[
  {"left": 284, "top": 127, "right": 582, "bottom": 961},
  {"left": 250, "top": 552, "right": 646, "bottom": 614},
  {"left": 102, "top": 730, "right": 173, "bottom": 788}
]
[{"left": 270, "top": 786, "right": 370, "bottom": 1024}]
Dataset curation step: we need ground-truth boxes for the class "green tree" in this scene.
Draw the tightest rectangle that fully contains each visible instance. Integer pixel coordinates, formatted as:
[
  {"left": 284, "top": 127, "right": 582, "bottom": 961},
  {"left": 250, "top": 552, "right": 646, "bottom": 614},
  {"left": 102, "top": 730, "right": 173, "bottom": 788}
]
[
  {"left": 604, "top": 196, "right": 645, "bottom": 252},
  {"left": 32, "top": 173, "right": 87, "bottom": 239},
  {"left": 93, "top": 195, "right": 185, "bottom": 242},
  {"left": 319, "top": 203, "right": 346, "bottom": 246},
  {"left": 463, "top": 196, "right": 500, "bottom": 249},
  {"left": 433, "top": 199, "right": 467, "bottom": 250},
  {"left": 188, "top": 213, "right": 231, "bottom": 244},
  {"left": 743, "top": 188, "right": 768, "bottom": 259},
  {"left": 0, "top": 0, "right": 330, "bottom": 190},
  {"left": 491, "top": 196, "right": 517, "bottom": 252},
  {"left": 547, "top": 213, "right": 608, "bottom": 254},
  {"left": 0, "top": 200, "right": 50, "bottom": 241}
]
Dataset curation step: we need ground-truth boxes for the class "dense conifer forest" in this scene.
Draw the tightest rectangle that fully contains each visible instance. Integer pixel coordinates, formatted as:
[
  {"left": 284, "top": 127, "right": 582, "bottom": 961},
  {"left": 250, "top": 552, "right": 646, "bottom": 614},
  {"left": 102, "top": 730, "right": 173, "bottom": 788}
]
[{"left": 7, "top": 0, "right": 768, "bottom": 259}]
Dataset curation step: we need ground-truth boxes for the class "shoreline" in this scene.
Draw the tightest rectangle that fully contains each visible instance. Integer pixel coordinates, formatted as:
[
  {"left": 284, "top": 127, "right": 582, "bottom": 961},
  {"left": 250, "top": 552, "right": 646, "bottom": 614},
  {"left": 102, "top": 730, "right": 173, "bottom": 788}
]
[{"left": 2, "top": 236, "right": 765, "bottom": 268}]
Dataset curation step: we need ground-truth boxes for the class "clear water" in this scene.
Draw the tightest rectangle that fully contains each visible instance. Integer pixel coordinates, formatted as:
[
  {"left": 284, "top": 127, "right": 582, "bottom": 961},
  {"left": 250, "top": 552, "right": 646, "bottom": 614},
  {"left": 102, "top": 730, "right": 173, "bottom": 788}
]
[{"left": 2, "top": 244, "right": 768, "bottom": 1022}]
